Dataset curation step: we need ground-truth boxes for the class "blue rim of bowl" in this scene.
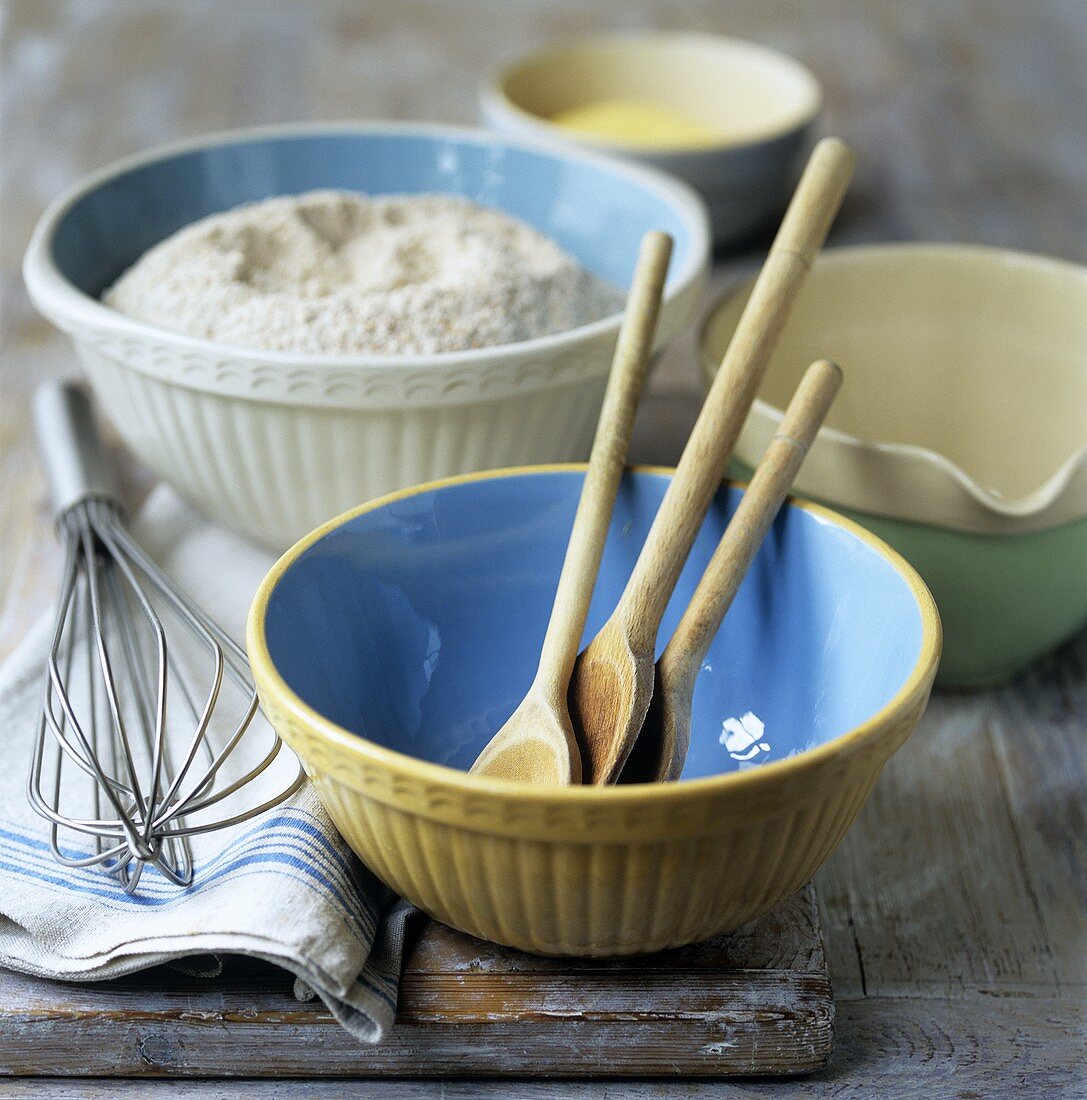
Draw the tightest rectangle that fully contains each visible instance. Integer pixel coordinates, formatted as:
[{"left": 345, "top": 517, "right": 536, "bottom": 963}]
[
  {"left": 247, "top": 464, "right": 943, "bottom": 802},
  {"left": 22, "top": 120, "right": 711, "bottom": 371}
]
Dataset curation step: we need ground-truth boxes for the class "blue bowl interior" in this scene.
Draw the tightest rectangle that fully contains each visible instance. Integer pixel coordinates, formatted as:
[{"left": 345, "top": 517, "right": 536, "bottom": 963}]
[
  {"left": 51, "top": 129, "right": 698, "bottom": 300},
  {"left": 263, "top": 472, "right": 925, "bottom": 781}
]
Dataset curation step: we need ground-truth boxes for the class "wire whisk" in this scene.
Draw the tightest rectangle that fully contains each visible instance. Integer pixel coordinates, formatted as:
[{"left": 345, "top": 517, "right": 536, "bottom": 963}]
[{"left": 29, "top": 380, "right": 303, "bottom": 893}]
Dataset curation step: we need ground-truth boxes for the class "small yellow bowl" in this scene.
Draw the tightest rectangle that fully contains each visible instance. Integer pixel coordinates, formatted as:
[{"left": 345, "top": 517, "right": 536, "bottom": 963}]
[
  {"left": 248, "top": 466, "right": 940, "bottom": 956},
  {"left": 479, "top": 32, "right": 822, "bottom": 246}
]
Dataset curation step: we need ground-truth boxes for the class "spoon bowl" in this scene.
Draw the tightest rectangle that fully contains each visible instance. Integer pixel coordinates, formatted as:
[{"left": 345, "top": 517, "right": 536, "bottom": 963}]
[
  {"left": 472, "top": 231, "right": 672, "bottom": 785},
  {"left": 571, "top": 138, "right": 853, "bottom": 783}
]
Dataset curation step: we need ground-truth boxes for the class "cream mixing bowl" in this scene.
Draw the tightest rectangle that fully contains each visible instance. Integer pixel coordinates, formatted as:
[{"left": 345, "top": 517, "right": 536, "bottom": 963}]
[{"left": 24, "top": 123, "right": 709, "bottom": 550}]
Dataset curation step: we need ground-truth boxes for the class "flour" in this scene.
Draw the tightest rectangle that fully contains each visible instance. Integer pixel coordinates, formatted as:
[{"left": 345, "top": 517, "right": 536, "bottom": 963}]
[{"left": 104, "top": 191, "right": 626, "bottom": 356}]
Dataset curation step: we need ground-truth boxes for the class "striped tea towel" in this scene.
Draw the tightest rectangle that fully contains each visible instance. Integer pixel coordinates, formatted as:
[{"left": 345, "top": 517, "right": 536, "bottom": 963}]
[{"left": 0, "top": 486, "right": 414, "bottom": 1042}]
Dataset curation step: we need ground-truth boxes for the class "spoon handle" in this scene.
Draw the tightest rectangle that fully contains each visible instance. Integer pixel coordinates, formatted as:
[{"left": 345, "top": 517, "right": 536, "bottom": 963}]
[
  {"left": 661, "top": 359, "right": 843, "bottom": 687},
  {"left": 534, "top": 231, "right": 673, "bottom": 693},
  {"left": 613, "top": 138, "right": 854, "bottom": 651}
]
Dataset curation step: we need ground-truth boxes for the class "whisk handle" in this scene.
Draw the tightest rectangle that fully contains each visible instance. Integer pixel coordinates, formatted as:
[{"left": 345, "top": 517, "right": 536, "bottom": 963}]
[{"left": 33, "top": 380, "right": 121, "bottom": 518}]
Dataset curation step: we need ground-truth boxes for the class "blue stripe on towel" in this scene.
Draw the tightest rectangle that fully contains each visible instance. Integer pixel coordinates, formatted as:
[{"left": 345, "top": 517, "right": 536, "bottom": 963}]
[
  {"left": 0, "top": 806, "right": 404, "bottom": 1009},
  {"left": 0, "top": 834, "right": 377, "bottom": 950},
  {"left": 0, "top": 811, "right": 377, "bottom": 943},
  {"left": 0, "top": 808, "right": 352, "bottom": 887}
]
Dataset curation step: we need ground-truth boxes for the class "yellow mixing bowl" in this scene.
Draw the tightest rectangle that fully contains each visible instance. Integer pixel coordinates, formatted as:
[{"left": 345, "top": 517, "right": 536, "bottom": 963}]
[{"left": 248, "top": 467, "right": 940, "bottom": 956}]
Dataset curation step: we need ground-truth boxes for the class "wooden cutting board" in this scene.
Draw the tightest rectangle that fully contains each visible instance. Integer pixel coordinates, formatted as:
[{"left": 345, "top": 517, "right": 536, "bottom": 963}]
[{"left": 0, "top": 884, "right": 831, "bottom": 1078}]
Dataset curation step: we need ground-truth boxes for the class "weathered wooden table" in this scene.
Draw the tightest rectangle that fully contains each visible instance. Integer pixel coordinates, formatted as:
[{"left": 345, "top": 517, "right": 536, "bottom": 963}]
[
  {"left": 1, "top": 887, "right": 837, "bottom": 1079},
  {"left": 1, "top": 0, "right": 1084, "bottom": 1095}
]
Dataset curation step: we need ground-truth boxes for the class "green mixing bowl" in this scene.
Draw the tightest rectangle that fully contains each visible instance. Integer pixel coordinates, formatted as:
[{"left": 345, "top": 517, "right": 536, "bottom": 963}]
[
  {"left": 731, "top": 460, "right": 1087, "bottom": 687},
  {"left": 707, "top": 245, "right": 1087, "bottom": 688}
]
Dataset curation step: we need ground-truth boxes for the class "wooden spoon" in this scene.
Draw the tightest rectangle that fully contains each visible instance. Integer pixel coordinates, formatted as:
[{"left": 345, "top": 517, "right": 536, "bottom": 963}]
[
  {"left": 623, "top": 358, "right": 843, "bottom": 783},
  {"left": 570, "top": 137, "right": 854, "bottom": 785},
  {"left": 470, "top": 231, "right": 674, "bottom": 784}
]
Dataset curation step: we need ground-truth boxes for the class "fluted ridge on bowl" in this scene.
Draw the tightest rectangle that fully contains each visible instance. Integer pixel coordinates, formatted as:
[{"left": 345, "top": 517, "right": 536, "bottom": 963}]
[
  {"left": 55, "top": 275, "right": 698, "bottom": 408},
  {"left": 303, "top": 739, "right": 886, "bottom": 955},
  {"left": 257, "top": 685, "right": 928, "bottom": 846},
  {"left": 79, "top": 346, "right": 607, "bottom": 548}
]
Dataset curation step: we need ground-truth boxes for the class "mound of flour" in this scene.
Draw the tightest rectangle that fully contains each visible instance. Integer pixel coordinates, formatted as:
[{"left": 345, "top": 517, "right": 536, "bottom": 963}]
[{"left": 104, "top": 191, "right": 626, "bottom": 355}]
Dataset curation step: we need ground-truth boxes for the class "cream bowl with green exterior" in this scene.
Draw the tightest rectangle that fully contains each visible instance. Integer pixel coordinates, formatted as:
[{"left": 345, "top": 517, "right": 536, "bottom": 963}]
[
  {"left": 702, "top": 244, "right": 1087, "bottom": 688},
  {"left": 248, "top": 466, "right": 940, "bottom": 956}
]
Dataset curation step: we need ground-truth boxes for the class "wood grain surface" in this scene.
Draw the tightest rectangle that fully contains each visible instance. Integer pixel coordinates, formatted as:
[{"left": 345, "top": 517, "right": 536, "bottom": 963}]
[
  {"left": 0, "top": 887, "right": 833, "bottom": 1078},
  {"left": 1, "top": 0, "right": 1084, "bottom": 1095}
]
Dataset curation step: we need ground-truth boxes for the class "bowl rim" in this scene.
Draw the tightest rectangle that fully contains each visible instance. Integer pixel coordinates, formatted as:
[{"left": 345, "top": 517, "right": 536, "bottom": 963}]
[
  {"left": 479, "top": 29, "right": 823, "bottom": 156},
  {"left": 247, "top": 463, "right": 942, "bottom": 804},
  {"left": 22, "top": 120, "right": 710, "bottom": 371},
  {"left": 700, "top": 242, "right": 1087, "bottom": 532}
]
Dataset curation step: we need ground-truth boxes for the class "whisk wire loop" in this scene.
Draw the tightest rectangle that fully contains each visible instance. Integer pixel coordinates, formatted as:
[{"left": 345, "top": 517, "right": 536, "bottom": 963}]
[{"left": 29, "top": 382, "right": 304, "bottom": 893}]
